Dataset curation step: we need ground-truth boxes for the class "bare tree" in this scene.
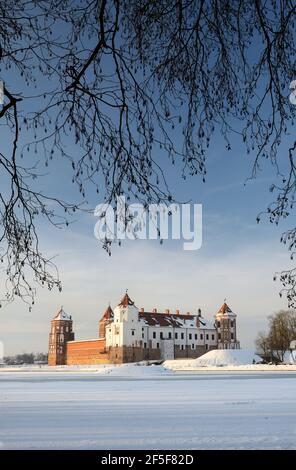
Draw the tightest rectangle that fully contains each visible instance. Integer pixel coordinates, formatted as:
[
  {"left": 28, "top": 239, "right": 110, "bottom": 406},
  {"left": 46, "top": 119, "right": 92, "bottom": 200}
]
[
  {"left": 1, "top": 1, "right": 296, "bottom": 307},
  {"left": 255, "top": 331, "right": 271, "bottom": 362},
  {"left": 257, "top": 310, "right": 296, "bottom": 363}
]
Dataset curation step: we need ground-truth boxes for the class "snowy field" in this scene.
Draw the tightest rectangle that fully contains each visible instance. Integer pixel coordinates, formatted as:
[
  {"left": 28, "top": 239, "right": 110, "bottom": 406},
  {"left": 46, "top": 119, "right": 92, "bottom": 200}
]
[{"left": 1, "top": 365, "right": 296, "bottom": 450}]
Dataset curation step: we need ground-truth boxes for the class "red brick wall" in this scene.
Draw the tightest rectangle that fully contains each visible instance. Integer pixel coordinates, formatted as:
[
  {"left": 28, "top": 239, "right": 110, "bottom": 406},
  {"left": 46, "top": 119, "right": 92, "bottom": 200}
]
[{"left": 66, "top": 339, "right": 111, "bottom": 365}]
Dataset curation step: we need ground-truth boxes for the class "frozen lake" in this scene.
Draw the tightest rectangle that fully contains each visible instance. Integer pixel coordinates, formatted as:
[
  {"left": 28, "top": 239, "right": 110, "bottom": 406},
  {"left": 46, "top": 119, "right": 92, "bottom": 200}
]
[{"left": 1, "top": 370, "right": 296, "bottom": 449}]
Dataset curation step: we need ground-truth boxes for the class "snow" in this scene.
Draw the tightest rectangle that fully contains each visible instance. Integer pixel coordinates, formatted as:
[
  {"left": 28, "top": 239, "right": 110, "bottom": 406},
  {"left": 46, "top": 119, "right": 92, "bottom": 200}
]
[
  {"left": 1, "top": 367, "right": 296, "bottom": 449},
  {"left": 165, "top": 349, "right": 261, "bottom": 369},
  {"left": 94, "top": 363, "right": 173, "bottom": 376},
  {"left": 139, "top": 312, "right": 214, "bottom": 329},
  {"left": 164, "top": 349, "right": 296, "bottom": 371}
]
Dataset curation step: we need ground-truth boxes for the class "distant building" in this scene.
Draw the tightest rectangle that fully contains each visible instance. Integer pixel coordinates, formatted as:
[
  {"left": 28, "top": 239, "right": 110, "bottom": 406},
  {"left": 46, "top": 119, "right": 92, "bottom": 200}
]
[{"left": 48, "top": 293, "right": 240, "bottom": 365}]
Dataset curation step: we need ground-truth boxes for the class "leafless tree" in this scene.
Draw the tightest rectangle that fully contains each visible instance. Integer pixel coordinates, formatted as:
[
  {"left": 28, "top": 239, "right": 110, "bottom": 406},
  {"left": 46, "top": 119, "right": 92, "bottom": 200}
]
[
  {"left": 256, "top": 310, "right": 296, "bottom": 363},
  {"left": 1, "top": 1, "right": 296, "bottom": 307},
  {"left": 255, "top": 331, "right": 272, "bottom": 362}
]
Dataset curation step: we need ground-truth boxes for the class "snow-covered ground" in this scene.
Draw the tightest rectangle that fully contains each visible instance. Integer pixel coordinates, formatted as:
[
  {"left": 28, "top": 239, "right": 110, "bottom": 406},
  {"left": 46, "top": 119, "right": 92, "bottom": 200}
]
[
  {"left": 1, "top": 366, "right": 296, "bottom": 449},
  {"left": 164, "top": 349, "right": 296, "bottom": 371}
]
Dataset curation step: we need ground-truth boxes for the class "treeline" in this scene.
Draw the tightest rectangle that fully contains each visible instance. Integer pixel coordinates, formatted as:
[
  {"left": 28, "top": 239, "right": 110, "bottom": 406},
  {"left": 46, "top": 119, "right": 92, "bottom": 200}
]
[
  {"left": 256, "top": 310, "right": 296, "bottom": 363},
  {"left": 3, "top": 352, "right": 48, "bottom": 365}
]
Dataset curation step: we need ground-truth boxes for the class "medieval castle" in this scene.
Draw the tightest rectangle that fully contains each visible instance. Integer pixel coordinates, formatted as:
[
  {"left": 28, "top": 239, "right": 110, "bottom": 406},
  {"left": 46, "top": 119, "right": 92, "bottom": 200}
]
[{"left": 48, "top": 292, "right": 240, "bottom": 365}]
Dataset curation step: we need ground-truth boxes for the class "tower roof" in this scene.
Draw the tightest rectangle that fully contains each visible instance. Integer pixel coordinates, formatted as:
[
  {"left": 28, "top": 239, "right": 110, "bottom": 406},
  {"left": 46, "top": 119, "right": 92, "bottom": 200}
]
[
  {"left": 118, "top": 292, "right": 134, "bottom": 307},
  {"left": 101, "top": 305, "right": 114, "bottom": 320},
  {"left": 217, "top": 302, "right": 234, "bottom": 315},
  {"left": 53, "top": 307, "right": 72, "bottom": 321}
]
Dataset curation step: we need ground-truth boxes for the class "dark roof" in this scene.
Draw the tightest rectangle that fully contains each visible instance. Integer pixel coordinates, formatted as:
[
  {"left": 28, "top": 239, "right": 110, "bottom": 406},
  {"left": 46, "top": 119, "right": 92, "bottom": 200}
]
[{"left": 139, "top": 311, "right": 199, "bottom": 328}]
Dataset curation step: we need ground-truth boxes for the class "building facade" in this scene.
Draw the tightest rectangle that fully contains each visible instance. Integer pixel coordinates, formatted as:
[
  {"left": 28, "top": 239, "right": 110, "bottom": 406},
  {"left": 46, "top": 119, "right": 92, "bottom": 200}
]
[{"left": 48, "top": 292, "right": 240, "bottom": 365}]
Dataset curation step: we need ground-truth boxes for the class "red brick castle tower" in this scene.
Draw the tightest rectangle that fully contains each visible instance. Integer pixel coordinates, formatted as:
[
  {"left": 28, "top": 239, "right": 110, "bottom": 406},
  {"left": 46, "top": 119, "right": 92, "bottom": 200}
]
[
  {"left": 48, "top": 308, "right": 75, "bottom": 366},
  {"left": 215, "top": 301, "right": 240, "bottom": 349}
]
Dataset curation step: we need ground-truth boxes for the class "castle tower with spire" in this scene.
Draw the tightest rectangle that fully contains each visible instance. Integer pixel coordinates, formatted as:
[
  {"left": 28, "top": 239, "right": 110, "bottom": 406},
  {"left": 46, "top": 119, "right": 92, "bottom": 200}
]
[
  {"left": 48, "top": 307, "right": 75, "bottom": 365},
  {"left": 215, "top": 302, "right": 240, "bottom": 350}
]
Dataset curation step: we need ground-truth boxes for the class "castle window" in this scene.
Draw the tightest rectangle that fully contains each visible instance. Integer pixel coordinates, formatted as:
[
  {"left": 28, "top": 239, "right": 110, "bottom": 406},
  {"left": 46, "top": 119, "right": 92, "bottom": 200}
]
[
  {"left": 212, "top": 334, "right": 215, "bottom": 340},
  {"left": 195, "top": 334, "right": 198, "bottom": 340},
  {"left": 144, "top": 342, "right": 147, "bottom": 348},
  {"left": 218, "top": 333, "right": 221, "bottom": 339},
  {"left": 231, "top": 321, "right": 234, "bottom": 328},
  {"left": 189, "top": 333, "right": 192, "bottom": 340},
  {"left": 156, "top": 343, "right": 160, "bottom": 348},
  {"left": 160, "top": 332, "right": 163, "bottom": 339},
  {"left": 206, "top": 334, "right": 209, "bottom": 340},
  {"left": 191, "top": 344, "right": 195, "bottom": 349},
  {"left": 142, "top": 333, "right": 144, "bottom": 339},
  {"left": 181, "top": 333, "right": 184, "bottom": 340},
  {"left": 153, "top": 332, "right": 156, "bottom": 339},
  {"left": 131, "top": 330, "right": 135, "bottom": 336},
  {"left": 175, "top": 332, "right": 178, "bottom": 339},
  {"left": 205, "top": 344, "right": 208, "bottom": 350},
  {"left": 231, "top": 333, "right": 234, "bottom": 339},
  {"left": 142, "top": 327, "right": 144, "bottom": 331},
  {"left": 200, "top": 334, "right": 203, "bottom": 340},
  {"left": 168, "top": 332, "right": 172, "bottom": 339}
]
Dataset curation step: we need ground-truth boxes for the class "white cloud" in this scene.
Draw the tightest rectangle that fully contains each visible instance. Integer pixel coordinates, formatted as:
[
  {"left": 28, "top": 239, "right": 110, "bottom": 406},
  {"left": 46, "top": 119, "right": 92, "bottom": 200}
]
[{"left": 0, "top": 227, "right": 293, "bottom": 354}]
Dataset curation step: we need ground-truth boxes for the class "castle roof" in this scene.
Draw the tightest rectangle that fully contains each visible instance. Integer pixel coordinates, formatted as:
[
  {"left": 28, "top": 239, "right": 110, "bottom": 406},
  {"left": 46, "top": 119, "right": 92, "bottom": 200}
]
[
  {"left": 101, "top": 305, "right": 114, "bottom": 320},
  {"left": 217, "top": 302, "right": 235, "bottom": 316},
  {"left": 139, "top": 311, "right": 214, "bottom": 329},
  {"left": 118, "top": 292, "right": 134, "bottom": 307},
  {"left": 54, "top": 307, "right": 72, "bottom": 321}
]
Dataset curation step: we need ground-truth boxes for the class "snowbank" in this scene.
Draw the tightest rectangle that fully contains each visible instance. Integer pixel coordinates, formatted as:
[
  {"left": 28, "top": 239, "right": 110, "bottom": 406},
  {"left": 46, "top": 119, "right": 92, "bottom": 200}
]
[
  {"left": 164, "top": 349, "right": 263, "bottom": 370},
  {"left": 0, "top": 362, "right": 173, "bottom": 376},
  {"left": 94, "top": 363, "right": 173, "bottom": 376}
]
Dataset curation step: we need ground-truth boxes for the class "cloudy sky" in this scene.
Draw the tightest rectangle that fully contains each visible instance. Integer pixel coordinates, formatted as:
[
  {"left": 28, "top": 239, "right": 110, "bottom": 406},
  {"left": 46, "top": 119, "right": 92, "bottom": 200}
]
[
  {"left": 0, "top": 121, "right": 294, "bottom": 355},
  {"left": 0, "top": 18, "right": 295, "bottom": 356}
]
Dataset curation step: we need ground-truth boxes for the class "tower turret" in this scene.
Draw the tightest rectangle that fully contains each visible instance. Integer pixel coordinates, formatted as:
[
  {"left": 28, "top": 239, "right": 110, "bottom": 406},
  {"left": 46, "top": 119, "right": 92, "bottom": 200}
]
[
  {"left": 215, "top": 302, "right": 240, "bottom": 350},
  {"left": 99, "top": 305, "right": 114, "bottom": 338},
  {"left": 48, "top": 307, "right": 74, "bottom": 365}
]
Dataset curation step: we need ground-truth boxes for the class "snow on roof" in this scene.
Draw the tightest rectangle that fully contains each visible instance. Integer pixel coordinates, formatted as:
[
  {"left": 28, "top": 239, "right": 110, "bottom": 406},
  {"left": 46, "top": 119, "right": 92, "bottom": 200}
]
[
  {"left": 139, "top": 311, "right": 215, "bottom": 329},
  {"left": 54, "top": 307, "right": 72, "bottom": 321}
]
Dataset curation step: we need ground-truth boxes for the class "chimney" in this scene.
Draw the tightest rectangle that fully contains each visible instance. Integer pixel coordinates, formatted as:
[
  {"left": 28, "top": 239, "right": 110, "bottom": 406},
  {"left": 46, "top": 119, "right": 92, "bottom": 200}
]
[
  {"left": 140, "top": 307, "right": 144, "bottom": 313},
  {"left": 165, "top": 309, "right": 170, "bottom": 314},
  {"left": 198, "top": 308, "right": 202, "bottom": 317},
  {"left": 176, "top": 309, "right": 180, "bottom": 315},
  {"left": 152, "top": 308, "right": 157, "bottom": 313}
]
